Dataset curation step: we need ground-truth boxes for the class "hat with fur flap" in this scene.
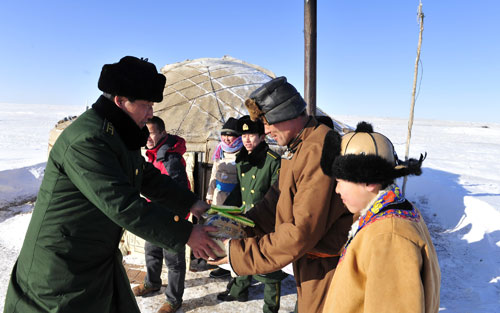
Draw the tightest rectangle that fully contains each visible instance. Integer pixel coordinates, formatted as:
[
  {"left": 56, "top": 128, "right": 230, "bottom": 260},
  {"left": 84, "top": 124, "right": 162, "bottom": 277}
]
[
  {"left": 320, "top": 121, "right": 426, "bottom": 184},
  {"left": 245, "top": 76, "right": 306, "bottom": 125},
  {"left": 98, "top": 56, "right": 166, "bottom": 102}
]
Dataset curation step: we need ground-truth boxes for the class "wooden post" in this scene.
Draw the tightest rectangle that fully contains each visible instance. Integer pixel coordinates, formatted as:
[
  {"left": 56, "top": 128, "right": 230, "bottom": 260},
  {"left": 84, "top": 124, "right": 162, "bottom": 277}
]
[
  {"left": 304, "top": 0, "right": 317, "bottom": 116},
  {"left": 402, "top": 2, "right": 424, "bottom": 195}
]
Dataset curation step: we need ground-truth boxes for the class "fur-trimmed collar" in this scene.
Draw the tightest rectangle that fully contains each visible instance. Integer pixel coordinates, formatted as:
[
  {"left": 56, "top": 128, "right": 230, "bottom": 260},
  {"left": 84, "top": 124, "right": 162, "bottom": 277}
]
[
  {"left": 236, "top": 141, "right": 269, "bottom": 166},
  {"left": 92, "top": 95, "right": 149, "bottom": 150}
]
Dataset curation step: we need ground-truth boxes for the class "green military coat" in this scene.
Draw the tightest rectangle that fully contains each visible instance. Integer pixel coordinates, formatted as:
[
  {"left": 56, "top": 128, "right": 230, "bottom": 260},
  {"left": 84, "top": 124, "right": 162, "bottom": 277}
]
[
  {"left": 224, "top": 141, "right": 280, "bottom": 211},
  {"left": 4, "top": 96, "right": 197, "bottom": 313}
]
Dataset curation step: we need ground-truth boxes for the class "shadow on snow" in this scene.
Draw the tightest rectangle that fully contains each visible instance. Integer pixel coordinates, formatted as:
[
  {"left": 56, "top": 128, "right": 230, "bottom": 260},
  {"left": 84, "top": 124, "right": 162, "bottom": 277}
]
[{"left": 403, "top": 168, "right": 500, "bottom": 312}]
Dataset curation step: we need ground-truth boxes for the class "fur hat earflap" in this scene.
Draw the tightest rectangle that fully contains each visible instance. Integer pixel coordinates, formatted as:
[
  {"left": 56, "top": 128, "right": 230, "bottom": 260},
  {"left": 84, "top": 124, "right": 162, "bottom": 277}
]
[
  {"left": 394, "top": 152, "right": 427, "bottom": 177},
  {"left": 245, "top": 98, "right": 267, "bottom": 123},
  {"left": 320, "top": 130, "right": 342, "bottom": 176}
]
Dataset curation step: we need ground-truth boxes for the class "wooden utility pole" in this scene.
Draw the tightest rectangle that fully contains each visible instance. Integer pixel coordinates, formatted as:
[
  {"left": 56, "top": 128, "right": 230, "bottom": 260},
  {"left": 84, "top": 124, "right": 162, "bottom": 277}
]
[
  {"left": 304, "top": 0, "right": 317, "bottom": 116},
  {"left": 403, "top": 2, "right": 424, "bottom": 195}
]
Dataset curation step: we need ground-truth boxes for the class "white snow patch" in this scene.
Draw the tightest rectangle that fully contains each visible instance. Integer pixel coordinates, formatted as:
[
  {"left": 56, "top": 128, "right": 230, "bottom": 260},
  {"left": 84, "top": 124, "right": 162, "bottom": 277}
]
[{"left": 447, "top": 197, "right": 500, "bottom": 243}]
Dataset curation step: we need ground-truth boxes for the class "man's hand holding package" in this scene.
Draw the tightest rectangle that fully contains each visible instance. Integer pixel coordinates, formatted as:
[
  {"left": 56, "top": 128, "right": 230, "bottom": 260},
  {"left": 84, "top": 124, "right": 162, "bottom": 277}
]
[{"left": 187, "top": 224, "right": 224, "bottom": 260}]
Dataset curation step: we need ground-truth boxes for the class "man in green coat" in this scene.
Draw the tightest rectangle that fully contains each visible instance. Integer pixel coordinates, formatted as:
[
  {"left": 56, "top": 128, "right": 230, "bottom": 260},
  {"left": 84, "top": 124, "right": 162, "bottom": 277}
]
[
  {"left": 218, "top": 115, "right": 287, "bottom": 313},
  {"left": 4, "top": 56, "right": 220, "bottom": 313}
]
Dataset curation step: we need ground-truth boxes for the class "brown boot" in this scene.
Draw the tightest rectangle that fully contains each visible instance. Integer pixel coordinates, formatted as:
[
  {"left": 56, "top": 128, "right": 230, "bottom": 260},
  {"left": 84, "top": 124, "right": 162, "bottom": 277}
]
[
  {"left": 132, "top": 282, "right": 160, "bottom": 297},
  {"left": 157, "top": 301, "right": 181, "bottom": 313}
]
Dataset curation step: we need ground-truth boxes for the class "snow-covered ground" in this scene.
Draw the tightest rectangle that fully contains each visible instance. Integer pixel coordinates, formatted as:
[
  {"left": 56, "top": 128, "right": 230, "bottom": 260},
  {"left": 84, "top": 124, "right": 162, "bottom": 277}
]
[{"left": 0, "top": 103, "right": 499, "bottom": 312}]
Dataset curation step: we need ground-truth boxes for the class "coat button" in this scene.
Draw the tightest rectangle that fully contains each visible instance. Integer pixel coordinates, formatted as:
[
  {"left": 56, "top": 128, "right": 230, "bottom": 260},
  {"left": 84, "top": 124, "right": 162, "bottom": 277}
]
[
  {"left": 241, "top": 187, "right": 245, "bottom": 191},
  {"left": 252, "top": 175, "right": 256, "bottom": 179},
  {"left": 135, "top": 169, "right": 139, "bottom": 175},
  {"left": 251, "top": 190, "right": 255, "bottom": 194},
  {"left": 242, "top": 173, "right": 245, "bottom": 177},
  {"left": 174, "top": 215, "right": 180, "bottom": 222},
  {"left": 242, "top": 201, "right": 246, "bottom": 205},
  {"left": 251, "top": 204, "right": 254, "bottom": 208}
]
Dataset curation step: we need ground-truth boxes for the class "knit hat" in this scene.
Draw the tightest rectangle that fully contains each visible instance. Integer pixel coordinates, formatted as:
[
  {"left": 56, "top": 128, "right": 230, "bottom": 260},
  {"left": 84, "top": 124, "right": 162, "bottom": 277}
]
[
  {"left": 221, "top": 117, "right": 240, "bottom": 136},
  {"left": 245, "top": 76, "right": 306, "bottom": 125},
  {"left": 237, "top": 115, "right": 264, "bottom": 135},
  {"left": 320, "top": 122, "right": 426, "bottom": 184},
  {"left": 98, "top": 56, "right": 166, "bottom": 102}
]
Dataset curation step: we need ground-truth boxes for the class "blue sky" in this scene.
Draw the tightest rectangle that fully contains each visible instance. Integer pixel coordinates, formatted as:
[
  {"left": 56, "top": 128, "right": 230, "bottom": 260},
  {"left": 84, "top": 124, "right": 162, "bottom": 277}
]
[{"left": 1, "top": 0, "right": 498, "bottom": 123}]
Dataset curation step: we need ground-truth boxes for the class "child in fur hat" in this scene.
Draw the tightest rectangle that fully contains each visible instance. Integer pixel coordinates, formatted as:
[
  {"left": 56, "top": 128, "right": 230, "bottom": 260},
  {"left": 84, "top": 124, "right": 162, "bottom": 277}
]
[{"left": 320, "top": 122, "right": 441, "bottom": 313}]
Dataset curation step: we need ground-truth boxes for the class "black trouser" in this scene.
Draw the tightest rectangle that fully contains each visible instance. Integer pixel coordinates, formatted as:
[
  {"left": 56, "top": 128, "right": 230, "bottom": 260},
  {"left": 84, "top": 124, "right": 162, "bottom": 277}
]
[{"left": 144, "top": 241, "right": 186, "bottom": 306}]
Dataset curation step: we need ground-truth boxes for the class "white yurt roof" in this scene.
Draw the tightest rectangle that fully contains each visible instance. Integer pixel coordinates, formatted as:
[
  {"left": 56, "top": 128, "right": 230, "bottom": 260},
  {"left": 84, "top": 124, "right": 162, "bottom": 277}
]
[{"left": 155, "top": 56, "right": 275, "bottom": 153}]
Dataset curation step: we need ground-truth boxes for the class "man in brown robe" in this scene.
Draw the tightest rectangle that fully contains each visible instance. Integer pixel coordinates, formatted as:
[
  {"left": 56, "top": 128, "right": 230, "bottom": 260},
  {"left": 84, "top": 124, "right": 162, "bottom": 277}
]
[{"left": 211, "top": 76, "right": 352, "bottom": 313}]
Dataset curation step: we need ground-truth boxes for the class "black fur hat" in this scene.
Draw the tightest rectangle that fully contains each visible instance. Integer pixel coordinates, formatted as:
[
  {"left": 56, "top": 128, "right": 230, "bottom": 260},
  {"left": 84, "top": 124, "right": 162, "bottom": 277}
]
[
  {"left": 98, "top": 56, "right": 166, "bottom": 102},
  {"left": 245, "top": 76, "right": 306, "bottom": 125},
  {"left": 238, "top": 115, "right": 264, "bottom": 135},
  {"left": 320, "top": 121, "right": 426, "bottom": 184}
]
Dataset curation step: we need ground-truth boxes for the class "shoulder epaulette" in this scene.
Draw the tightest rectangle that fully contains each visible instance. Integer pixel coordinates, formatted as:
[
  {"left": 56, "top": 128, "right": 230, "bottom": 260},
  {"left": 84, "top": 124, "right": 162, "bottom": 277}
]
[{"left": 267, "top": 150, "right": 279, "bottom": 159}]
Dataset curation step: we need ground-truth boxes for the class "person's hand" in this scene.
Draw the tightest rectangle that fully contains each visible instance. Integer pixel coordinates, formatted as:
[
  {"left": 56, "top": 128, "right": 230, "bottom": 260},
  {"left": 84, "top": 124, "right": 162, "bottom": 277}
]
[
  {"left": 186, "top": 224, "right": 224, "bottom": 260},
  {"left": 207, "top": 255, "right": 228, "bottom": 266},
  {"left": 189, "top": 200, "right": 210, "bottom": 219},
  {"left": 207, "top": 238, "right": 230, "bottom": 265},
  {"left": 206, "top": 199, "right": 212, "bottom": 205}
]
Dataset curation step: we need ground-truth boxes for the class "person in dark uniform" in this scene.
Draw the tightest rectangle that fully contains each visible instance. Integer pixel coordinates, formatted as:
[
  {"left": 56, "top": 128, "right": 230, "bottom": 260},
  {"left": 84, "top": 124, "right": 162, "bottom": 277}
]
[{"left": 3, "top": 56, "right": 220, "bottom": 313}]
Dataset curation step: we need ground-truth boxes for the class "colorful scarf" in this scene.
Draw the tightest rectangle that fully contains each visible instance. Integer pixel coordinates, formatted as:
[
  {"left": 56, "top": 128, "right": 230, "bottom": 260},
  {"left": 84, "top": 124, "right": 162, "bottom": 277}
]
[
  {"left": 340, "top": 184, "right": 421, "bottom": 261},
  {"left": 212, "top": 136, "right": 243, "bottom": 161}
]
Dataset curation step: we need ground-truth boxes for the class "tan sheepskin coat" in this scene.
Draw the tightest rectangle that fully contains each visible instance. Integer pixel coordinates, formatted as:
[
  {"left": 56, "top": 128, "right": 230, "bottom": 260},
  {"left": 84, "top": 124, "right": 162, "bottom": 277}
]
[{"left": 322, "top": 206, "right": 441, "bottom": 313}]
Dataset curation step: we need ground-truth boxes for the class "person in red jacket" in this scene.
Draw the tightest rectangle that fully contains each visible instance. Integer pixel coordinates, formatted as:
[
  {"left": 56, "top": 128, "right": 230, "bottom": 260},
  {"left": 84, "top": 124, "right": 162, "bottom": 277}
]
[{"left": 132, "top": 116, "right": 190, "bottom": 313}]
